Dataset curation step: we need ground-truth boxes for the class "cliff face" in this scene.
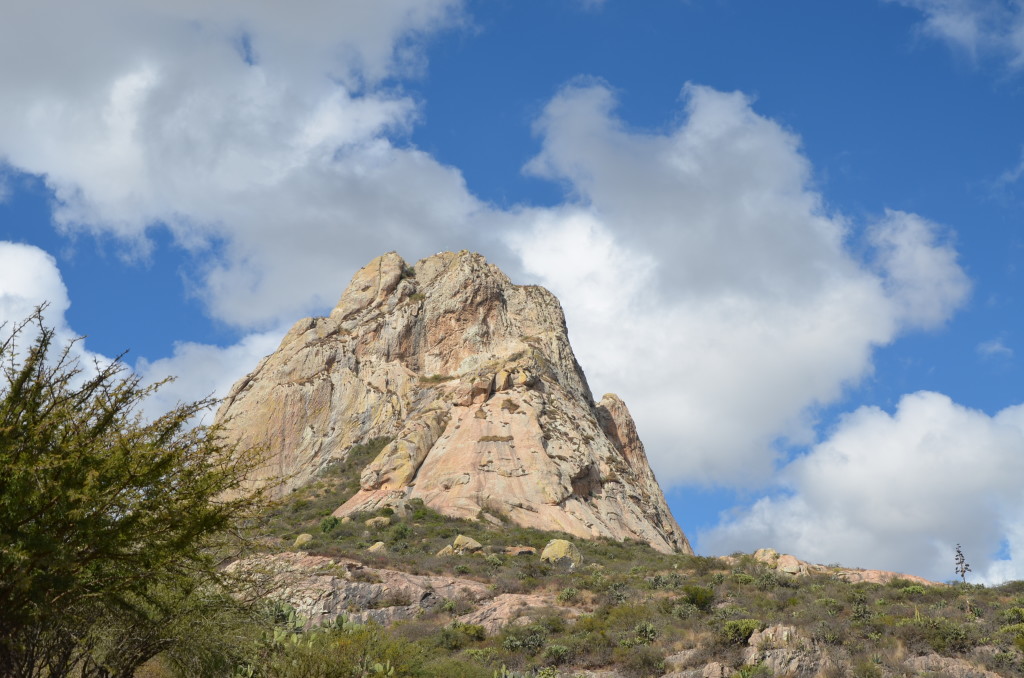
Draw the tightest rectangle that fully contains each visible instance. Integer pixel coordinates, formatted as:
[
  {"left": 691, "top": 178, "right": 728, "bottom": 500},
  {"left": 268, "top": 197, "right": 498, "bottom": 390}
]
[{"left": 216, "top": 251, "right": 691, "bottom": 554}]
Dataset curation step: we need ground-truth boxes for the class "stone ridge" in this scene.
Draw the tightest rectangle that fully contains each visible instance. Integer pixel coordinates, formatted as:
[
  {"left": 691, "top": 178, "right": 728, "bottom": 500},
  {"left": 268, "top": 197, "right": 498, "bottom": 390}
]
[{"left": 216, "top": 250, "right": 692, "bottom": 554}]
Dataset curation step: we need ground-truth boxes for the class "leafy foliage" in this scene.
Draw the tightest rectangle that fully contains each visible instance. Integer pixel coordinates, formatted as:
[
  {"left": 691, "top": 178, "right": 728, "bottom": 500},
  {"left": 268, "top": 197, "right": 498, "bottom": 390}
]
[{"left": 0, "top": 311, "right": 268, "bottom": 677}]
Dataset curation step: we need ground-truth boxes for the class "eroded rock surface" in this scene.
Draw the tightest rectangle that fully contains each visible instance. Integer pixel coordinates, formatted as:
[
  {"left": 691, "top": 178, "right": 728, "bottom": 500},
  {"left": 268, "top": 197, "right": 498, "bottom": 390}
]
[
  {"left": 227, "top": 551, "right": 577, "bottom": 634},
  {"left": 227, "top": 552, "right": 490, "bottom": 628},
  {"left": 217, "top": 251, "right": 690, "bottom": 554}
]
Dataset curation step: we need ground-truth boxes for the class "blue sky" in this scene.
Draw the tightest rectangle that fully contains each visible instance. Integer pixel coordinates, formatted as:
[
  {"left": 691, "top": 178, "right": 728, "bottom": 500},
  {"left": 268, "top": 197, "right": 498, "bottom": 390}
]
[{"left": 2, "top": 0, "right": 1024, "bottom": 582}]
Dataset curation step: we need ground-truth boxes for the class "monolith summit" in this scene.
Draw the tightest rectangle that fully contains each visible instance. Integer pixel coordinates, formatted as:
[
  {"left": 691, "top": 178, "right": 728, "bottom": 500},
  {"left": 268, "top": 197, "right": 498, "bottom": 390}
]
[{"left": 216, "top": 251, "right": 691, "bottom": 554}]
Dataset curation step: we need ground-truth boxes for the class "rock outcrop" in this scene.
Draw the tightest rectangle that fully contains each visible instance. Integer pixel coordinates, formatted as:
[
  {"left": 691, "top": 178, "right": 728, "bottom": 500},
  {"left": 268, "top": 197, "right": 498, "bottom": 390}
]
[
  {"left": 229, "top": 552, "right": 580, "bottom": 635},
  {"left": 747, "top": 548, "right": 940, "bottom": 586},
  {"left": 217, "top": 251, "right": 691, "bottom": 554}
]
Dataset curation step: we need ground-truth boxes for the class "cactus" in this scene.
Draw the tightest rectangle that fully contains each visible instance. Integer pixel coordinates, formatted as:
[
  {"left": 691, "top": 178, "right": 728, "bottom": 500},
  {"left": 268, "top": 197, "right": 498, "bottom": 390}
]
[{"left": 372, "top": 660, "right": 396, "bottom": 676}]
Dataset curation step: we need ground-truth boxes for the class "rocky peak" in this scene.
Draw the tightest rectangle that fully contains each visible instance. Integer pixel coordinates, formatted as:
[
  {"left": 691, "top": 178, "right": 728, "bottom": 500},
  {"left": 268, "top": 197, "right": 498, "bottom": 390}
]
[{"left": 217, "top": 250, "right": 691, "bottom": 554}]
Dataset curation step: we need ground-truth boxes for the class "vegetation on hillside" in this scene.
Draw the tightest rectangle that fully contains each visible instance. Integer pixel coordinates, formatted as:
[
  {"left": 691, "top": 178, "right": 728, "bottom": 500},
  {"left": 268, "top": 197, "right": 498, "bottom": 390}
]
[
  {"left": 240, "top": 490, "right": 1024, "bottom": 678},
  {"left": 8, "top": 312, "right": 1024, "bottom": 677}
]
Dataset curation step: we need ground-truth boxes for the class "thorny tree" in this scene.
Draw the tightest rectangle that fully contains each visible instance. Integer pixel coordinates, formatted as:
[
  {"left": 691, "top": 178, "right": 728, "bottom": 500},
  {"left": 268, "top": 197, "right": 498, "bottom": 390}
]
[{"left": 0, "top": 310, "right": 268, "bottom": 678}]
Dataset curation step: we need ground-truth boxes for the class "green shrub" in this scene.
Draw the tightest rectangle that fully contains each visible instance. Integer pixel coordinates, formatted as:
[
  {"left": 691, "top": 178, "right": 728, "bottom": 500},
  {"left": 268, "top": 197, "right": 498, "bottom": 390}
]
[
  {"left": 437, "top": 622, "right": 486, "bottom": 651},
  {"left": 671, "top": 603, "right": 700, "bottom": 619},
  {"left": 815, "top": 597, "right": 843, "bottom": 616},
  {"left": 648, "top": 573, "right": 682, "bottom": 589},
  {"left": 557, "top": 587, "right": 579, "bottom": 603},
  {"left": 420, "top": 656, "right": 491, "bottom": 678},
  {"left": 756, "top": 571, "right": 782, "bottom": 591},
  {"left": 543, "top": 644, "right": 570, "bottom": 665},
  {"left": 612, "top": 644, "right": 664, "bottom": 678},
  {"left": 998, "top": 622, "right": 1024, "bottom": 640},
  {"left": 721, "top": 619, "right": 763, "bottom": 645},
  {"left": 319, "top": 516, "right": 339, "bottom": 533},
  {"left": 682, "top": 585, "right": 715, "bottom": 612},
  {"left": 265, "top": 625, "right": 425, "bottom": 678},
  {"left": 813, "top": 620, "right": 844, "bottom": 646},
  {"left": 899, "top": 617, "right": 975, "bottom": 655},
  {"left": 631, "top": 621, "right": 658, "bottom": 645},
  {"left": 501, "top": 624, "right": 547, "bottom": 654},
  {"left": 679, "top": 555, "right": 719, "bottom": 575},
  {"left": 852, "top": 660, "right": 883, "bottom": 678},
  {"left": 387, "top": 522, "right": 412, "bottom": 544}
]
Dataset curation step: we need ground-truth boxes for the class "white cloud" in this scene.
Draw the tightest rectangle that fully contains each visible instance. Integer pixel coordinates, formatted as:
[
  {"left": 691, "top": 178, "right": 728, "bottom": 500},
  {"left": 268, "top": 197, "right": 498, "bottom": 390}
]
[
  {"left": 0, "top": 240, "right": 288, "bottom": 422},
  {"left": 703, "top": 391, "right": 1024, "bottom": 583},
  {"left": 0, "top": 243, "right": 69, "bottom": 325},
  {"left": 507, "top": 83, "right": 969, "bottom": 487},
  {"left": 0, "top": 241, "right": 110, "bottom": 378},
  {"left": 891, "top": 0, "right": 1024, "bottom": 68},
  {"left": 135, "top": 329, "right": 287, "bottom": 420},
  {"left": 978, "top": 337, "right": 1014, "bottom": 358},
  {"left": 868, "top": 209, "right": 971, "bottom": 330},
  {"left": 997, "top": 147, "right": 1024, "bottom": 187},
  {"left": 0, "top": 0, "right": 477, "bottom": 329}
]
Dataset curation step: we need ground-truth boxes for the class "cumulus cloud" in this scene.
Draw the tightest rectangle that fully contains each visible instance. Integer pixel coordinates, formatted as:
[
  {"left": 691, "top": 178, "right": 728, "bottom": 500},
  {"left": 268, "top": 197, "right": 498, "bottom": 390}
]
[
  {"left": 135, "top": 328, "right": 287, "bottom": 420},
  {"left": 0, "top": 243, "right": 69, "bottom": 326},
  {"left": 0, "top": 241, "right": 111, "bottom": 378},
  {"left": 0, "top": 239, "right": 289, "bottom": 421},
  {"left": 0, "top": 0, "right": 478, "bottom": 329},
  {"left": 868, "top": 210, "right": 971, "bottom": 330},
  {"left": 891, "top": 0, "right": 1024, "bottom": 68},
  {"left": 507, "top": 83, "right": 969, "bottom": 486},
  {"left": 703, "top": 391, "right": 1024, "bottom": 582}
]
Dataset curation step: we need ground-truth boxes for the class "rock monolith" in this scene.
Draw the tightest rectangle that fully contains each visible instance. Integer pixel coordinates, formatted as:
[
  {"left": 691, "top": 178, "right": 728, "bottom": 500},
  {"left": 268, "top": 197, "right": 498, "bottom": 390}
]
[{"left": 216, "top": 251, "right": 691, "bottom": 554}]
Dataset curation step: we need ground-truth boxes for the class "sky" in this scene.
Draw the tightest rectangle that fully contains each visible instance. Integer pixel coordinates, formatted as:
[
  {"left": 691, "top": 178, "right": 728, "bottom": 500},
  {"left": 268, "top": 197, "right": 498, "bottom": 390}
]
[{"left": 2, "top": 0, "right": 1024, "bottom": 584}]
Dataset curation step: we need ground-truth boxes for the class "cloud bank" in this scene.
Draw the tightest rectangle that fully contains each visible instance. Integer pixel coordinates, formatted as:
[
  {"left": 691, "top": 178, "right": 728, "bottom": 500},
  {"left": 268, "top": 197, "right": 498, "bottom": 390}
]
[
  {"left": 508, "top": 83, "right": 970, "bottom": 487},
  {"left": 0, "top": 0, "right": 477, "bottom": 328},
  {"left": 704, "top": 392, "right": 1024, "bottom": 583}
]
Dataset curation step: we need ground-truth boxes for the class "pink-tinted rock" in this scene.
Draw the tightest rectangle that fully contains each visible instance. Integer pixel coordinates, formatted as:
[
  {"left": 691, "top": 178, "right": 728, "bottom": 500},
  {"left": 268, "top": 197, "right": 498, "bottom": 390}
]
[{"left": 217, "top": 251, "right": 691, "bottom": 554}]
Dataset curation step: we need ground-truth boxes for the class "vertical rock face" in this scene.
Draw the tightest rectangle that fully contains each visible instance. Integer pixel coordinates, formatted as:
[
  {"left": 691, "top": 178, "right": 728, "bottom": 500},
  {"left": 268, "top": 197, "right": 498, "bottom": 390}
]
[{"left": 216, "top": 251, "right": 691, "bottom": 554}]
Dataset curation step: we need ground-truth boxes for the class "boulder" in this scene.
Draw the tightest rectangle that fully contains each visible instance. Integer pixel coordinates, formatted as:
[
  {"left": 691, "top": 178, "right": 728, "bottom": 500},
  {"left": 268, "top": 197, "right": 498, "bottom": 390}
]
[
  {"left": 293, "top": 533, "right": 313, "bottom": 548},
  {"left": 776, "top": 554, "right": 804, "bottom": 575},
  {"left": 364, "top": 516, "right": 391, "bottom": 529},
  {"left": 452, "top": 534, "right": 483, "bottom": 554},
  {"left": 367, "top": 541, "right": 387, "bottom": 554},
  {"left": 540, "top": 539, "right": 582, "bottom": 569}
]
